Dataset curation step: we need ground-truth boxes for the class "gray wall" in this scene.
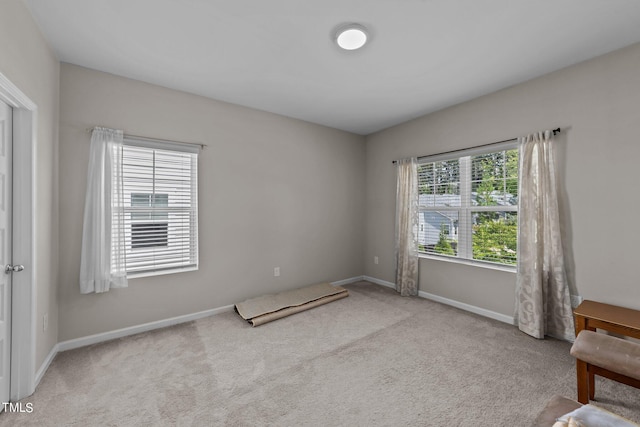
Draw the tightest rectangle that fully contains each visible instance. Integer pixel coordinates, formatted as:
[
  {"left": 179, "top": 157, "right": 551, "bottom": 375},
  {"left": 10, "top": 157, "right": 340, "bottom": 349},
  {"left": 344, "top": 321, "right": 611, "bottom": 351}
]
[
  {"left": 364, "top": 42, "right": 640, "bottom": 316},
  {"left": 58, "top": 64, "right": 365, "bottom": 341},
  {"left": 0, "top": 0, "right": 60, "bottom": 371}
]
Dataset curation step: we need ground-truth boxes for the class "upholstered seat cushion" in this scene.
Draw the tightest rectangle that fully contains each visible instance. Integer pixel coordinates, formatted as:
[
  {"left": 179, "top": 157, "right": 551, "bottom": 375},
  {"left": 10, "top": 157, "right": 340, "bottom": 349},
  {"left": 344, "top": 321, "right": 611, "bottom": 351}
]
[{"left": 570, "top": 330, "right": 640, "bottom": 381}]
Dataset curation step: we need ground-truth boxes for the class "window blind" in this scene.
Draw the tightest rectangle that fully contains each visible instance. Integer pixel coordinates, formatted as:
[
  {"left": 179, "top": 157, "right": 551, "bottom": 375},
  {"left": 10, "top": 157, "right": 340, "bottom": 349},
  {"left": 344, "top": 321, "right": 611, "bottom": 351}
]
[{"left": 114, "top": 140, "right": 198, "bottom": 275}]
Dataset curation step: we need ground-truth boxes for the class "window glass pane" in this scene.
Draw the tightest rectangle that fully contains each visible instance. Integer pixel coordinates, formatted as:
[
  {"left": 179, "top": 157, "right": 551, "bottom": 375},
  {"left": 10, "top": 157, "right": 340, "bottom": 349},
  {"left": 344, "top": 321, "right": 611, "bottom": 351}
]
[
  {"left": 418, "top": 210, "right": 459, "bottom": 256},
  {"left": 418, "top": 160, "right": 460, "bottom": 207},
  {"left": 471, "top": 149, "right": 518, "bottom": 207},
  {"left": 472, "top": 211, "right": 517, "bottom": 265},
  {"left": 131, "top": 193, "right": 168, "bottom": 220}
]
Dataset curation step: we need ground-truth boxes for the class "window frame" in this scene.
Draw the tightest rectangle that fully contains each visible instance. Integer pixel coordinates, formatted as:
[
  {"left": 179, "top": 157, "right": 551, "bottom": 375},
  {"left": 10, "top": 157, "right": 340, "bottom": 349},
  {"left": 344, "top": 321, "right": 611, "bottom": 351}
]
[
  {"left": 416, "top": 140, "right": 519, "bottom": 270},
  {"left": 117, "top": 136, "right": 200, "bottom": 278}
]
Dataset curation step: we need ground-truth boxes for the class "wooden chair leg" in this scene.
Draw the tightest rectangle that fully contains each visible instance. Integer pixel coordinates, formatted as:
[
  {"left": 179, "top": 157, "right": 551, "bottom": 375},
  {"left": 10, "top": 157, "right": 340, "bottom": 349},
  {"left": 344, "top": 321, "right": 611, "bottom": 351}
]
[
  {"left": 576, "top": 359, "right": 589, "bottom": 404},
  {"left": 588, "top": 368, "right": 595, "bottom": 400}
]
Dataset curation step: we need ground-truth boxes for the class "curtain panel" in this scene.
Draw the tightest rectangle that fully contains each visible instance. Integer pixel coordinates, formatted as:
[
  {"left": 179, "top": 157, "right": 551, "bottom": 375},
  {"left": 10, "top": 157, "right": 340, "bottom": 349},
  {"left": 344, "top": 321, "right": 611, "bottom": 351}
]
[
  {"left": 515, "top": 130, "right": 574, "bottom": 340},
  {"left": 79, "top": 127, "right": 128, "bottom": 293},
  {"left": 395, "top": 157, "right": 419, "bottom": 296}
]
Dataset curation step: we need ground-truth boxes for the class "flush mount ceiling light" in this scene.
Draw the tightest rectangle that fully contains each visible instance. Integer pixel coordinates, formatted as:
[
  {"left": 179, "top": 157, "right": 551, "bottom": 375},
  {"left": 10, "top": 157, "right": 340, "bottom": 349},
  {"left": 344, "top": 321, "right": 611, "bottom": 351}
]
[{"left": 335, "top": 24, "right": 368, "bottom": 50}]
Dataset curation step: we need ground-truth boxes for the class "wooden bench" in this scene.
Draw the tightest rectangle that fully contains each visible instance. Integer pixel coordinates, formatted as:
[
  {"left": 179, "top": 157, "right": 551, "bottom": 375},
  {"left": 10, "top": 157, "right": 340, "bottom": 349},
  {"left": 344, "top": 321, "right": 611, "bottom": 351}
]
[{"left": 571, "top": 300, "right": 640, "bottom": 404}]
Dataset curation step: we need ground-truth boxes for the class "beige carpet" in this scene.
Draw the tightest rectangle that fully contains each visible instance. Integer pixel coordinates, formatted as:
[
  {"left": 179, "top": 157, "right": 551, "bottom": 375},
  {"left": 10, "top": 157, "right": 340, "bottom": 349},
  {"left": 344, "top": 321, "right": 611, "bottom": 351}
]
[{"left": 2, "top": 281, "right": 639, "bottom": 426}]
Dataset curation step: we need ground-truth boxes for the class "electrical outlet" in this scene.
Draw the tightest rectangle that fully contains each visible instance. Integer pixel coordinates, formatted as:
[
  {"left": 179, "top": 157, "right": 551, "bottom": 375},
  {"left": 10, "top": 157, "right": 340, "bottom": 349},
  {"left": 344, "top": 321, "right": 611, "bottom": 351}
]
[
  {"left": 570, "top": 295, "right": 583, "bottom": 308},
  {"left": 43, "top": 313, "right": 48, "bottom": 332},
  {"left": 274, "top": 267, "right": 280, "bottom": 277},
  {"left": 374, "top": 256, "right": 379, "bottom": 265}
]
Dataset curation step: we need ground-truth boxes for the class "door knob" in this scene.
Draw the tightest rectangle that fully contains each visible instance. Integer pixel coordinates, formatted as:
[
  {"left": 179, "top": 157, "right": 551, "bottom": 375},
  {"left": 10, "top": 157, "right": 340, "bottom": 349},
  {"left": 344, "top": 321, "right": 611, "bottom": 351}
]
[{"left": 5, "top": 264, "right": 24, "bottom": 274}]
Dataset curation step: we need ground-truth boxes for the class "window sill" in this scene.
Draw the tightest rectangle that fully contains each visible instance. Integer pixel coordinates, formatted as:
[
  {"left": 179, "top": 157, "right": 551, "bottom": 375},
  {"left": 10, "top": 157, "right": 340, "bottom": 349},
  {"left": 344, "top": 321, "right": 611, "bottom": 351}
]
[
  {"left": 418, "top": 253, "right": 516, "bottom": 273},
  {"left": 127, "top": 265, "right": 198, "bottom": 279}
]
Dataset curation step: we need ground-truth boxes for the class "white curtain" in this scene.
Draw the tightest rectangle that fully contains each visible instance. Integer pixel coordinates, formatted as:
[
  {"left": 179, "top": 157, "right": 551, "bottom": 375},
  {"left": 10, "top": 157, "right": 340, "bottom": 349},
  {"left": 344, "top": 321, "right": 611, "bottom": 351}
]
[
  {"left": 515, "top": 130, "right": 573, "bottom": 340},
  {"left": 395, "top": 157, "right": 419, "bottom": 296},
  {"left": 79, "top": 127, "right": 128, "bottom": 293}
]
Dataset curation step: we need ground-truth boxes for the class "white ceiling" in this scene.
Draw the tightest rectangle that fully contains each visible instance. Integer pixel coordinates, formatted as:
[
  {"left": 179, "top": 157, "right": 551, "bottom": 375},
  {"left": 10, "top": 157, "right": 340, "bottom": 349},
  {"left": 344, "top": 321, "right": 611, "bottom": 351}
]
[{"left": 24, "top": 0, "right": 640, "bottom": 135}]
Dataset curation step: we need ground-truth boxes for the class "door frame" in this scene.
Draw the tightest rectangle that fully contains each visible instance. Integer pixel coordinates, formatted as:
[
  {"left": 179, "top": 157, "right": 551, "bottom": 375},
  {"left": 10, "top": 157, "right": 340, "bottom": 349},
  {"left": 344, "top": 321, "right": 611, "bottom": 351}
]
[{"left": 0, "top": 72, "right": 36, "bottom": 401}]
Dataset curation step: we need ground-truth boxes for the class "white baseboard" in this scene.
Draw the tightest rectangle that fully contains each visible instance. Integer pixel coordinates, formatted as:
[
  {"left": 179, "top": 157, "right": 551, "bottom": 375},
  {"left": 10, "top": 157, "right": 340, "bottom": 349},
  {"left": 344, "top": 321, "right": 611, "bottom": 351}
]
[
  {"left": 57, "top": 304, "right": 235, "bottom": 352},
  {"left": 418, "top": 291, "right": 515, "bottom": 325},
  {"left": 331, "top": 276, "right": 365, "bottom": 286},
  {"left": 363, "top": 275, "right": 396, "bottom": 289},
  {"left": 363, "top": 275, "right": 515, "bottom": 325},
  {"left": 34, "top": 343, "right": 59, "bottom": 389}
]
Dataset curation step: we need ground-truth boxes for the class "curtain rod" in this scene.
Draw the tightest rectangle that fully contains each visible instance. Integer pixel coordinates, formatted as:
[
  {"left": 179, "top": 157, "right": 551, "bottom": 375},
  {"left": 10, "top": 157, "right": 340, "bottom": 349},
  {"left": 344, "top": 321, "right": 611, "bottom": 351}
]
[
  {"left": 392, "top": 128, "right": 561, "bottom": 164},
  {"left": 86, "top": 127, "right": 207, "bottom": 150}
]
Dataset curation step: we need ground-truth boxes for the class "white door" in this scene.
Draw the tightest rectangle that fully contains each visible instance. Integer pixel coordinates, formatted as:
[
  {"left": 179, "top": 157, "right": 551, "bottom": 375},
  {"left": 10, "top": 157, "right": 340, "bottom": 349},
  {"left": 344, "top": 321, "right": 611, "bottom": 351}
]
[{"left": 0, "top": 99, "right": 12, "bottom": 404}]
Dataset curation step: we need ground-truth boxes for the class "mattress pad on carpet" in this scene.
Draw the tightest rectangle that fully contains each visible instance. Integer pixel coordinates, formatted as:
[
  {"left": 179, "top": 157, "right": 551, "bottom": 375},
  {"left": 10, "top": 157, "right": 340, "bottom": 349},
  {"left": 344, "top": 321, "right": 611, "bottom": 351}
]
[{"left": 234, "top": 282, "right": 349, "bottom": 326}]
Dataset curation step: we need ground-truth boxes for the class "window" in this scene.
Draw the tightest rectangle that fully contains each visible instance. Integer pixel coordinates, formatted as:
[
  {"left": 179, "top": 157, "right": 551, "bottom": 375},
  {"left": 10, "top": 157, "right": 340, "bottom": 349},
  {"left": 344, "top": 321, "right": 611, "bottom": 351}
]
[
  {"left": 115, "top": 137, "right": 199, "bottom": 276},
  {"left": 417, "top": 143, "right": 518, "bottom": 266}
]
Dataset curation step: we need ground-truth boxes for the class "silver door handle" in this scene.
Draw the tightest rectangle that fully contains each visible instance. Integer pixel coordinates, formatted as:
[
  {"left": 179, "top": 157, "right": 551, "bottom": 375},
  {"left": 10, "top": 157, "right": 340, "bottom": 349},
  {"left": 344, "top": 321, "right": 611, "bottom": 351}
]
[{"left": 5, "top": 264, "right": 24, "bottom": 274}]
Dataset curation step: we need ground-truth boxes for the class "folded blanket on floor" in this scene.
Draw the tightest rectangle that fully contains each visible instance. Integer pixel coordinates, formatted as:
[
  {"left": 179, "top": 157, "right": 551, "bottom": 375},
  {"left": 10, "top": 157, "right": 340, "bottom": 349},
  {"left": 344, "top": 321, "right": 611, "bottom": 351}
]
[
  {"left": 234, "top": 282, "right": 349, "bottom": 326},
  {"left": 554, "top": 404, "right": 639, "bottom": 427}
]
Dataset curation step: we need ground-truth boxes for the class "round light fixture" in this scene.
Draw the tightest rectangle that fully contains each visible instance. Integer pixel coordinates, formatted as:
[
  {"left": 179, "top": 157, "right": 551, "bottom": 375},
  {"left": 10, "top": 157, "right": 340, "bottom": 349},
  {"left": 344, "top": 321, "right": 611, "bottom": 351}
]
[{"left": 335, "top": 24, "right": 368, "bottom": 51}]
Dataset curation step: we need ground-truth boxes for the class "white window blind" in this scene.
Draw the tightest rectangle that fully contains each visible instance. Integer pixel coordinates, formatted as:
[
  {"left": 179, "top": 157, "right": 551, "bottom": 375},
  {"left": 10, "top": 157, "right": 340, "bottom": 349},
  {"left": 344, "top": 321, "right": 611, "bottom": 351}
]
[
  {"left": 114, "top": 137, "right": 199, "bottom": 276},
  {"left": 417, "top": 142, "right": 518, "bottom": 266}
]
